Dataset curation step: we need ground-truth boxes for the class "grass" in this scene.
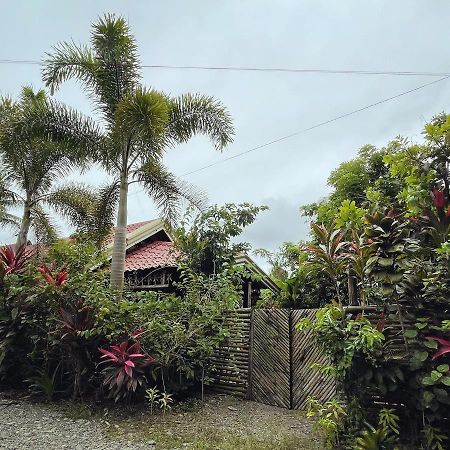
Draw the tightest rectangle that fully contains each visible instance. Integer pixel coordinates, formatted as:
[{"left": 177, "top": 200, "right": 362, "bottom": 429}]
[{"left": 56, "top": 395, "right": 323, "bottom": 450}]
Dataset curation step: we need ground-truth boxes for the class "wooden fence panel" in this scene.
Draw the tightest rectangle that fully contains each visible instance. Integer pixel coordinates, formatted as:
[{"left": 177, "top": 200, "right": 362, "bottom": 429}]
[
  {"left": 250, "top": 309, "right": 291, "bottom": 408},
  {"left": 207, "top": 308, "right": 251, "bottom": 397},
  {"left": 208, "top": 308, "right": 334, "bottom": 409},
  {"left": 291, "top": 309, "right": 336, "bottom": 410}
]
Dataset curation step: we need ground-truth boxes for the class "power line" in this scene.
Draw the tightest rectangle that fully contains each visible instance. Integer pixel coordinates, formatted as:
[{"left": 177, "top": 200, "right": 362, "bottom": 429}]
[
  {"left": 142, "top": 65, "right": 450, "bottom": 78},
  {"left": 0, "top": 58, "right": 450, "bottom": 77},
  {"left": 126, "top": 75, "right": 449, "bottom": 196},
  {"left": 179, "top": 76, "right": 449, "bottom": 178}
]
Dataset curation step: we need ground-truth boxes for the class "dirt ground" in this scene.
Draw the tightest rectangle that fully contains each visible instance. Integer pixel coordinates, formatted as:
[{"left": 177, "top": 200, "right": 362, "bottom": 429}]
[{"left": 0, "top": 392, "right": 323, "bottom": 450}]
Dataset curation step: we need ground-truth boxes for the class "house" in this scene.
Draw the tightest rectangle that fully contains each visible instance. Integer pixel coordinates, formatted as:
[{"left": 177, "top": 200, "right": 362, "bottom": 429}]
[{"left": 104, "top": 219, "right": 278, "bottom": 307}]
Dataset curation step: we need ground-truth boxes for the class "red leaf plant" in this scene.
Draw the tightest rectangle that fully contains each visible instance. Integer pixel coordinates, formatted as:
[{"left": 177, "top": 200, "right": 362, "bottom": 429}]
[
  {"left": 432, "top": 188, "right": 446, "bottom": 210},
  {"left": 37, "top": 264, "right": 68, "bottom": 286},
  {"left": 58, "top": 299, "right": 93, "bottom": 338},
  {"left": 98, "top": 338, "right": 156, "bottom": 402},
  {"left": 425, "top": 336, "right": 450, "bottom": 361},
  {"left": 0, "top": 245, "right": 28, "bottom": 275}
]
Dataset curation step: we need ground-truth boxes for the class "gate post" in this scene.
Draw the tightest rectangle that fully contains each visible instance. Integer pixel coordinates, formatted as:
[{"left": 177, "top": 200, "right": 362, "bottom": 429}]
[
  {"left": 246, "top": 308, "right": 254, "bottom": 400},
  {"left": 289, "top": 309, "right": 293, "bottom": 409}
]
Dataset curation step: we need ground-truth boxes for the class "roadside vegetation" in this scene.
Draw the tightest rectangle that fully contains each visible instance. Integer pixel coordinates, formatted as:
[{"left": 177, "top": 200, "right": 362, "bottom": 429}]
[{"left": 1, "top": 11, "right": 449, "bottom": 450}]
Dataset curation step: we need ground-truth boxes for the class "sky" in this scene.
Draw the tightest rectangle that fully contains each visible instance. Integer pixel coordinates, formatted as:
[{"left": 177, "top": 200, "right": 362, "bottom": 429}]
[{"left": 1, "top": 0, "right": 450, "bottom": 264}]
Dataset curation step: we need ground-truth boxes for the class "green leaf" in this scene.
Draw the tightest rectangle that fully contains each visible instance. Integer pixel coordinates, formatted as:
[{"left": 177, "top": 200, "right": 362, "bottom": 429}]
[
  {"left": 424, "top": 340, "right": 438, "bottom": 349},
  {"left": 415, "top": 322, "right": 427, "bottom": 330},
  {"left": 433, "top": 388, "right": 448, "bottom": 400},
  {"left": 11, "top": 307, "right": 18, "bottom": 320},
  {"left": 441, "top": 376, "right": 450, "bottom": 387},
  {"left": 423, "top": 390, "right": 435, "bottom": 405},
  {"left": 437, "top": 364, "right": 449, "bottom": 373},
  {"left": 422, "top": 376, "right": 434, "bottom": 386},
  {"left": 413, "top": 351, "right": 429, "bottom": 362},
  {"left": 404, "top": 329, "right": 418, "bottom": 339},
  {"left": 378, "top": 257, "right": 394, "bottom": 267},
  {"left": 431, "top": 370, "right": 443, "bottom": 382}
]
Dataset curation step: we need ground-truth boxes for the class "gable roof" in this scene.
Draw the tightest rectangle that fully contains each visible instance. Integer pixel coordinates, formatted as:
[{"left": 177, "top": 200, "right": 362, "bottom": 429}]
[
  {"left": 116, "top": 219, "right": 278, "bottom": 292},
  {"left": 104, "top": 219, "right": 169, "bottom": 250},
  {"left": 125, "top": 240, "right": 179, "bottom": 271}
]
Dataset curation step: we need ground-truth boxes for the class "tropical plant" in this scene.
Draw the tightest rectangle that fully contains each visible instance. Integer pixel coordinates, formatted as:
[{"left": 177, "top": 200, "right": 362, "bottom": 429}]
[
  {"left": 37, "top": 264, "right": 68, "bottom": 286},
  {"left": 98, "top": 338, "right": 157, "bottom": 402},
  {"left": 42, "top": 14, "right": 234, "bottom": 294},
  {"left": 0, "top": 245, "right": 28, "bottom": 276},
  {"left": 145, "top": 386, "right": 160, "bottom": 415},
  {"left": 302, "top": 223, "right": 347, "bottom": 304},
  {"left": 174, "top": 203, "right": 267, "bottom": 275},
  {"left": 0, "top": 86, "right": 101, "bottom": 247},
  {"left": 306, "top": 397, "right": 347, "bottom": 449},
  {"left": 158, "top": 391, "right": 173, "bottom": 415}
]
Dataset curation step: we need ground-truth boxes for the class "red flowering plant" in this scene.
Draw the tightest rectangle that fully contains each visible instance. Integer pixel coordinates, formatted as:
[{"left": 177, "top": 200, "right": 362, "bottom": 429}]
[{"left": 98, "top": 336, "right": 157, "bottom": 402}]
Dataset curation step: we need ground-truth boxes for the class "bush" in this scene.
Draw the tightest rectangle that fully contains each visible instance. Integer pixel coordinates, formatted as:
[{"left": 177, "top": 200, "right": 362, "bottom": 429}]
[{"left": 0, "top": 238, "right": 241, "bottom": 403}]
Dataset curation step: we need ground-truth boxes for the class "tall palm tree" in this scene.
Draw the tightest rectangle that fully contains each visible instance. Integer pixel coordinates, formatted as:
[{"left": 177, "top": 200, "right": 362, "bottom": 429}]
[
  {"left": 43, "top": 14, "right": 234, "bottom": 294},
  {"left": 0, "top": 86, "right": 101, "bottom": 247}
]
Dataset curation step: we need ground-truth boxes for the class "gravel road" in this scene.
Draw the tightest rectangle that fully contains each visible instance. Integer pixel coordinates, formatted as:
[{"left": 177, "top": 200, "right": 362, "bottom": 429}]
[{"left": 0, "top": 392, "right": 322, "bottom": 450}]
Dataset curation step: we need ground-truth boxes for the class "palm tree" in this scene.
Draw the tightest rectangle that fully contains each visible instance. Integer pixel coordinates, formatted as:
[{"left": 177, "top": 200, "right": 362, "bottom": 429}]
[
  {"left": 0, "top": 86, "right": 101, "bottom": 247},
  {"left": 42, "top": 14, "right": 234, "bottom": 294},
  {"left": 47, "top": 182, "right": 119, "bottom": 246}
]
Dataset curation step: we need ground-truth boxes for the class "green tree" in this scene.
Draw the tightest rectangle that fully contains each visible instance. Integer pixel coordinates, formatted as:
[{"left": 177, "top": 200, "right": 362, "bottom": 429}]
[
  {"left": 302, "top": 145, "right": 403, "bottom": 227},
  {"left": 174, "top": 203, "right": 267, "bottom": 275},
  {"left": 0, "top": 87, "right": 100, "bottom": 247},
  {"left": 43, "top": 15, "right": 234, "bottom": 294}
]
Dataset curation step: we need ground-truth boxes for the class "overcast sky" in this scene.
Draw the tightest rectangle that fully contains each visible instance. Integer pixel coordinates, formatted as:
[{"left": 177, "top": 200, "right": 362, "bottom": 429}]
[{"left": 1, "top": 0, "right": 450, "bottom": 261}]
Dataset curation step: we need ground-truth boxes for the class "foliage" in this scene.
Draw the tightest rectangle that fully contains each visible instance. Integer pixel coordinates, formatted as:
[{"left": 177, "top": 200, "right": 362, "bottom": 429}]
[
  {"left": 301, "top": 144, "right": 404, "bottom": 227},
  {"left": 98, "top": 338, "right": 156, "bottom": 402},
  {"left": 295, "top": 113, "right": 450, "bottom": 448},
  {"left": 0, "top": 86, "right": 100, "bottom": 247},
  {"left": 353, "top": 408, "right": 400, "bottom": 450},
  {"left": 0, "top": 238, "right": 237, "bottom": 403},
  {"left": 302, "top": 224, "right": 347, "bottom": 304},
  {"left": 174, "top": 203, "right": 267, "bottom": 276},
  {"left": 306, "top": 397, "right": 347, "bottom": 449},
  {"left": 42, "top": 14, "right": 235, "bottom": 294}
]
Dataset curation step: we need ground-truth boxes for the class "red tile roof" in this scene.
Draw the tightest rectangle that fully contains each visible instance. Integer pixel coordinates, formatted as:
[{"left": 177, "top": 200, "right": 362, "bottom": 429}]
[
  {"left": 104, "top": 220, "right": 156, "bottom": 246},
  {"left": 125, "top": 240, "right": 179, "bottom": 271}
]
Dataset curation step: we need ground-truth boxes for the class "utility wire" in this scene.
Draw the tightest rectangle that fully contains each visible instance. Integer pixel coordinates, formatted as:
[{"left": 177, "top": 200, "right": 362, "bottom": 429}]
[
  {"left": 0, "top": 58, "right": 450, "bottom": 77},
  {"left": 179, "top": 75, "right": 449, "bottom": 178},
  {"left": 128, "top": 74, "right": 449, "bottom": 197},
  {"left": 129, "top": 75, "right": 449, "bottom": 197}
]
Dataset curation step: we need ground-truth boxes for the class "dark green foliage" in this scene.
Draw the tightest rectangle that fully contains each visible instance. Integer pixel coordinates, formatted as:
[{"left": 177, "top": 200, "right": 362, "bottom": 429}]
[
  {"left": 174, "top": 203, "right": 267, "bottom": 276},
  {"left": 296, "top": 114, "right": 450, "bottom": 448},
  {"left": 0, "top": 238, "right": 239, "bottom": 402}
]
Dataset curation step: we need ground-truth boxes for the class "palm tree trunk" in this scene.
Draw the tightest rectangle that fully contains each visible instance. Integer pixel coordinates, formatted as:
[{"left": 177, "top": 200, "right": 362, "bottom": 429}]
[
  {"left": 16, "top": 200, "right": 32, "bottom": 249},
  {"left": 110, "top": 171, "right": 128, "bottom": 296}
]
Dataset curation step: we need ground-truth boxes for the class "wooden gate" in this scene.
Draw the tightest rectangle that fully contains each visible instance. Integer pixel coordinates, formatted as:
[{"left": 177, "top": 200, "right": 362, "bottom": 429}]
[
  {"left": 208, "top": 308, "right": 335, "bottom": 409},
  {"left": 250, "top": 309, "right": 291, "bottom": 408},
  {"left": 291, "top": 310, "right": 336, "bottom": 409}
]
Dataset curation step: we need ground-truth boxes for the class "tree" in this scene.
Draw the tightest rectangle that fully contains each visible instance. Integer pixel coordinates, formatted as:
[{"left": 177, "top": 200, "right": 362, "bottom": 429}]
[
  {"left": 0, "top": 87, "right": 101, "bottom": 247},
  {"left": 301, "top": 144, "right": 404, "bottom": 228},
  {"left": 43, "top": 15, "right": 234, "bottom": 294},
  {"left": 174, "top": 203, "right": 267, "bottom": 275}
]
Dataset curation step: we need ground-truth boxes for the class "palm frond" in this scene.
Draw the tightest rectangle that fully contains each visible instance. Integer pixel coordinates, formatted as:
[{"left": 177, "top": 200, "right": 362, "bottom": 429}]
[
  {"left": 43, "top": 14, "right": 141, "bottom": 122},
  {"left": 0, "top": 209, "right": 20, "bottom": 232},
  {"left": 46, "top": 184, "right": 96, "bottom": 231},
  {"left": 47, "top": 182, "right": 118, "bottom": 245},
  {"left": 42, "top": 40, "right": 97, "bottom": 96},
  {"left": 167, "top": 93, "right": 234, "bottom": 151},
  {"left": 115, "top": 88, "right": 168, "bottom": 147},
  {"left": 134, "top": 160, "right": 207, "bottom": 226},
  {"left": 30, "top": 206, "right": 59, "bottom": 245}
]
